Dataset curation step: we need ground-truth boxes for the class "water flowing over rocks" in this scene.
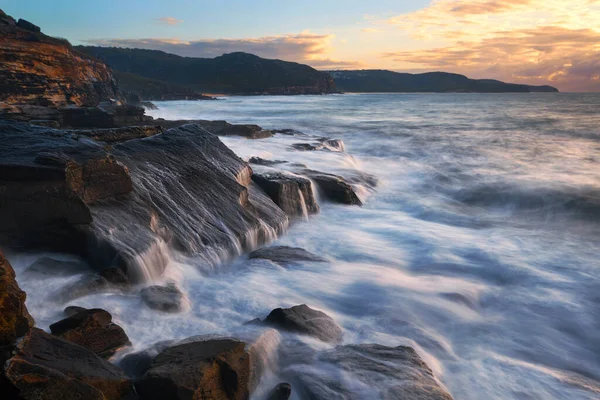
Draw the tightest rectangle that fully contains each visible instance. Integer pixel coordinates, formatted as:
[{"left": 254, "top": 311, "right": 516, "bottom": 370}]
[
  {"left": 49, "top": 308, "right": 131, "bottom": 359},
  {"left": 2, "top": 328, "right": 133, "bottom": 400},
  {"left": 301, "top": 169, "right": 363, "bottom": 206},
  {"left": 249, "top": 246, "right": 327, "bottom": 265},
  {"left": 262, "top": 304, "right": 343, "bottom": 343},
  {"left": 141, "top": 284, "right": 185, "bottom": 313},
  {"left": 252, "top": 171, "right": 320, "bottom": 218}
]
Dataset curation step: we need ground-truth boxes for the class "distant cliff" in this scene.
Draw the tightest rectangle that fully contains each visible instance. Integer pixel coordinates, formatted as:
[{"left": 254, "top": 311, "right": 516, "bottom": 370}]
[
  {"left": 0, "top": 10, "right": 123, "bottom": 107},
  {"left": 76, "top": 47, "right": 338, "bottom": 95},
  {"left": 329, "top": 70, "right": 559, "bottom": 93}
]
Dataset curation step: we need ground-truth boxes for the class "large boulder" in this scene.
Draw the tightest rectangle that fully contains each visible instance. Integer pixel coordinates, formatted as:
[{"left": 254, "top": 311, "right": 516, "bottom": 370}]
[
  {"left": 0, "top": 11, "right": 123, "bottom": 107},
  {"left": 263, "top": 304, "right": 342, "bottom": 343},
  {"left": 301, "top": 170, "right": 362, "bottom": 206},
  {"left": 248, "top": 246, "right": 327, "bottom": 265},
  {"left": 0, "top": 250, "right": 34, "bottom": 347},
  {"left": 252, "top": 172, "right": 319, "bottom": 218},
  {"left": 3, "top": 328, "right": 133, "bottom": 400},
  {"left": 141, "top": 284, "right": 185, "bottom": 313},
  {"left": 290, "top": 344, "right": 453, "bottom": 400},
  {"left": 135, "top": 338, "right": 251, "bottom": 400},
  {"left": 49, "top": 308, "right": 131, "bottom": 358}
]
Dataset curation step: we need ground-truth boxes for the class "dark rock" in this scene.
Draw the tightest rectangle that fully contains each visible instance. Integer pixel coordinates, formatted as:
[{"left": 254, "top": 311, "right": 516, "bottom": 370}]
[
  {"left": 135, "top": 338, "right": 251, "bottom": 400},
  {"left": 264, "top": 304, "right": 342, "bottom": 343},
  {"left": 49, "top": 308, "right": 130, "bottom": 358},
  {"left": 55, "top": 272, "right": 126, "bottom": 302},
  {"left": 140, "top": 101, "right": 158, "bottom": 110},
  {"left": 61, "top": 105, "right": 148, "bottom": 129},
  {"left": 99, "top": 267, "right": 130, "bottom": 285},
  {"left": 267, "top": 383, "right": 292, "bottom": 400},
  {"left": 248, "top": 157, "right": 287, "bottom": 166},
  {"left": 120, "top": 340, "right": 175, "bottom": 379},
  {"left": 64, "top": 305, "right": 88, "bottom": 317},
  {"left": 30, "top": 119, "right": 60, "bottom": 128},
  {"left": 0, "top": 250, "right": 34, "bottom": 346},
  {"left": 316, "top": 138, "right": 345, "bottom": 152},
  {"left": 69, "top": 125, "right": 163, "bottom": 143},
  {"left": 252, "top": 172, "right": 319, "bottom": 218},
  {"left": 319, "top": 344, "right": 453, "bottom": 400},
  {"left": 16, "top": 19, "right": 40, "bottom": 33},
  {"left": 291, "top": 143, "right": 323, "bottom": 151},
  {"left": 141, "top": 284, "right": 184, "bottom": 313},
  {"left": 301, "top": 169, "right": 362, "bottom": 206},
  {"left": 3, "top": 328, "right": 133, "bottom": 399},
  {"left": 249, "top": 246, "right": 327, "bottom": 265},
  {"left": 273, "top": 129, "right": 306, "bottom": 136},
  {"left": 0, "top": 104, "right": 61, "bottom": 122},
  {"left": 24, "top": 256, "right": 89, "bottom": 277},
  {"left": 0, "top": 11, "right": 123, "bottom": 107},
  {"left": 195, "top": 120, "right": 273, "bottom": 139}
]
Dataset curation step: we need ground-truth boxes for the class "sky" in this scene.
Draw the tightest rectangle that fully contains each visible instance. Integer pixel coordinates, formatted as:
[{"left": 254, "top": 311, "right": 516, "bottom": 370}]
[{"left": 2, "top": 0, "right": 600, "bottom": 91}]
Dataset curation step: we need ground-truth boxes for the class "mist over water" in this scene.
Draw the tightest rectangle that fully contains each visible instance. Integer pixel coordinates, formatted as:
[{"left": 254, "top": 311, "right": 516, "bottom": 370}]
[{"left": 11, "top": 93, "right": 600, "bottom": 399}]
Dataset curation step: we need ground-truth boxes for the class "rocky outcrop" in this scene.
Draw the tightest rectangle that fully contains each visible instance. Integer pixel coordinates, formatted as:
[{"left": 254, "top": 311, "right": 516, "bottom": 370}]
[
  {"left": 69, "top": 125, "right": 163, "bottom": 143},
  {"left": 135, "top": 338, "right": 251, "bottom": 400},
  {"left": 3, "top": 328, "right": 133, "bottom": 400},
  {"left": 0, "top": 250, "right": 34, "bottom": 347},
  {"left": 60, "top": 104, "right": 150, "bottom": 128},
  {"left": 301, "top": 169, "right": 363, "bottom": 206},
  {"left": 49, "top": 308, "right": 131, "bottom": 358},
  {"left": 141, "top": 284, "right": 185, "bottom": 313},
  {"left": 252, "top": 172, "right": 319, "bottom": 218},
  {"left": 0, "top": 10, "right": 123, "bottom": 107},
  {"left": 249, "top": 246, "right": 327, "bottom": 265},
  {"left": 290, "top": 344, "right": 453, "bottom": 400},
  {"left": 192, "top": 120, "right": 272, "bottom": 139},
  {"left": 263, "top": 304, "right": 343, "bottom": 343}
]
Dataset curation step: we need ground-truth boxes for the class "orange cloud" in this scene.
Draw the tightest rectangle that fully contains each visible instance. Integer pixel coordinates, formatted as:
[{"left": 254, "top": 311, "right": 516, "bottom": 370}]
[{"left": 156, "top": 17, "right": 183, "bottom": 26}]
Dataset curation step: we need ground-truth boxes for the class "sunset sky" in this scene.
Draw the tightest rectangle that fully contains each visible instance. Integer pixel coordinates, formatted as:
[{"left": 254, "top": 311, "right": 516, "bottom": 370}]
[{"left": 3, "top": 0, "right": 600, "bottom": 91}]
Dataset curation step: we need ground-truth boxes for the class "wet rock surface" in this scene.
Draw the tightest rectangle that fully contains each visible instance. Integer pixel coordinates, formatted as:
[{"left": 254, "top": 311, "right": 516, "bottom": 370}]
[
  {"left": 49, "top": 308, "right": 131, "bottom": 358},
  {"left": 252, "top": 171, "right": 320, "bottom": 218},
  {"left": 69, "top": 125, "right": 163, "bottom": 143},
  {"left": 0, "top": 250, "right": 34, "bottom": 347},
  {"left": 135, "top": 338, "right": 251, "bottom": 400},
  {"left": 141, "top": 284, "right": 185, "bottom": 313},
  {"left": 301, "top": 169, "right": 363, "bottom": 206},
  {"left": 263, "top": 304, "right": 343, "bottom": 343},
  {"left": 249, "top": 246, "right": 327, "bottom": 265},
  {"left": 267, "top": 383, "right": 292, "bottom": 400},
  {"left": 3, "top": 328, "right": 133, "bottom": 400}
]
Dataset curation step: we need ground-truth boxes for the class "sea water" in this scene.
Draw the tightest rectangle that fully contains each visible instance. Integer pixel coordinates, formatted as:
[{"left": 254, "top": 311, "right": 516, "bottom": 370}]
[{"left": 10, "top": 93, "right": 600, "bottom": 399}]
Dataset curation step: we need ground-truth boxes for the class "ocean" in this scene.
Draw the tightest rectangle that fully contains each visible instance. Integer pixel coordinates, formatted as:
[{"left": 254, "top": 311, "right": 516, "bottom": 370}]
[{"left": 11, "top": 93, "right": 600, "bottom": 399}]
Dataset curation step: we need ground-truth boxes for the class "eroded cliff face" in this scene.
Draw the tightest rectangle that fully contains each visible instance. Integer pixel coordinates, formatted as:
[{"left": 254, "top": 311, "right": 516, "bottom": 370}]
[{"left": 0, "top": 10, "right": 123, "bottom": 107}]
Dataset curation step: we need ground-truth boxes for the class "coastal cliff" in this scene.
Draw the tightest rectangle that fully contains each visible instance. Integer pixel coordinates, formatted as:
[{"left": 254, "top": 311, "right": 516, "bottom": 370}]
[{"left": 0, "top": 10, "right": 122, "bottom": 107}]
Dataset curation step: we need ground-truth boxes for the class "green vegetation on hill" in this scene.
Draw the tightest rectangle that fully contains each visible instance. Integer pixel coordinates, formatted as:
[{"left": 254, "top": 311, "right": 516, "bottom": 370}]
[{"left": 76, "top": 47, "right": 337, "bottom": 95}]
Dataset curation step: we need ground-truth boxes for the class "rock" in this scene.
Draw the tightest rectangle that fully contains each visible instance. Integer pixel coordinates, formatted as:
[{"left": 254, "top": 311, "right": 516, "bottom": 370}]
[
  {"left": 140, "top": 101, "right": 158, "bottom": 110},
  {"left": 248, "top": 157, "right": 287, "bottom": 166},
  {"left": 55, "top": 272, "right": 127, "bottom": 302},
  {"left": 64, "top": 306, "right": 88, "bottom": 317},
  {"left": 195, "top": 120, "right": 273, "bottom": 139},
  {"left": 267, "top": 383, "right": 292, "bottom": 400},
  {"left": 16, "top": 19, "right": 40, "bottom": 33},
  {"left": 272, "top": 129, "right": 305, "bottom": 136},
  {"left": 252, "top": 172, "right": 319, "bottom": 218},
  {"left": 69, "top": 125, "right": 163, "bottom": 143},
  {"left": 3, "top": 328, "right": 133, "bottom": 399},
  {"left": 120, "top": 340, "right": 176, "bottom": 379},
  {"left": 49, "top": 308, "right": 131, "bottom": 358},
  {"left": 291, "top": 143, "right": 323, "bottom": 151},
  {"left": 0, "top": 250, "right": 34, "bottom": 347},
  {"left": 135, "top": 338, "right": 251, "bottom": 400},
  {"left": 264, "top": 304, "right": 342, "bottom": 343},
  {"left": 0, "top": 104, "right": 61, "bottom": 122},
  {"left": 24, "top": 256, "right": 89, "bottom": 277},
  {"left": 30, "top": 119, "right": 61, "bottom": 128},
  {"left": 318, "top": 344, "right": 453, "bottom": 400},
  {"left": 141, "top": 284, "right": 185, "bottom": 313},
  {"left": 61, "top": 105, "right": 148, "bottom": 128},
  {"left": 0, "top": 11, "right": 123, "bottom": 107},
  {"left": 249, "top": 246, "right": 327, "bottom": 265},
  {"left": 317, "top": 138, "right": 345, "bottom": 152},
  {"left": 301, "top": 169, "right": 362, "bottom": 206}
]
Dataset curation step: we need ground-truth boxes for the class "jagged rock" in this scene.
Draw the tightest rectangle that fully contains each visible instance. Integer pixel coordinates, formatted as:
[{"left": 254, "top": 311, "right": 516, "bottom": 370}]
[
  {"left": 249, "top": 246, "right": 327, "bottom": 265},
  {"left": 135, "top": 338, "right": 251, "bottom": 400},
  {"left": 267, "top": 383, "right": 292, "bottom": 400},
  {"left": 49, "top": 308, "right": 130, "bottom": 358},
  {"left": 252, "top": 172, "right": 319, "bottom": 217},
  {"left": 263, "top": 304, "right": 343, "bottom": 343},
  {"left": 301, "top": 169, "right": 362, "bottom": 206},
  {"left": 141, "top": 284, "right": 184, "bottom": 313},
  {"left": 0, "top": 11, "right": 123, "bottom": 107},
  {"left": 3, "top": 328, "right": 133, "bottom": 399},
  {"left": 69, "top": 125, "right": 163, "bottom": 143},
  {"left": 0, "top": 250, "right": 34, "bottom": 347}
]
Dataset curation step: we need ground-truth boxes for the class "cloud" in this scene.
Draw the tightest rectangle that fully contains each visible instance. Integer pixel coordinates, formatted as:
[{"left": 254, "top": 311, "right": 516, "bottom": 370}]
[
  {"left": 156, "top": 17, "right": 183, "bottom": 26},
  {"left": 380, "top": 0, "right": 600, "bottom": 91},
  {"left": 361, "top": 28, "right": 383, "bottom": 33},
  {"left": 86, "top": 33, "right": 361, "bottom": 70}
]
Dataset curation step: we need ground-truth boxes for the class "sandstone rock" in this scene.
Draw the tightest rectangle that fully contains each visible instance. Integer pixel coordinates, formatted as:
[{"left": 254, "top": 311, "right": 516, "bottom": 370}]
[
  {"left": 3, "top": 328, "right": 133, "bottom": 400},
  {"left": 141, "top": 284, "right": 185, "bottom": 313},
  {"left": 267, "top": 383, "right": 292, "bottom": 400},
  {"left": 301, "top": 169, "right": 362, "bottom": 206},
  {"left": 0, "top": 11, "right": 123, "bottom": 107},
  {"left": 249, "top": 246, "right": 327, "bottom": 265},
  {"left": 0, "top": 250, "right": 34, "bottom": 347},
  {"left": 264, "top": 304, "right": 342, "bottom": 343},
  {"left": 252, "top": 172, "right": 319, "bottom": 217},
  {"left": 49, "top": 308, "right": 131, "bottom": 358},
  {"left": 135, "top": 338, "right": 251, "bottom": 400}
]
